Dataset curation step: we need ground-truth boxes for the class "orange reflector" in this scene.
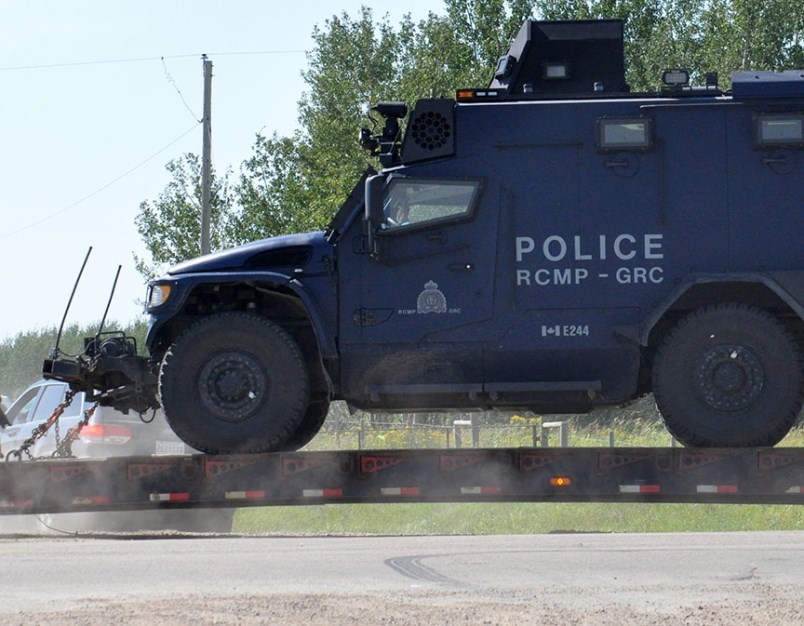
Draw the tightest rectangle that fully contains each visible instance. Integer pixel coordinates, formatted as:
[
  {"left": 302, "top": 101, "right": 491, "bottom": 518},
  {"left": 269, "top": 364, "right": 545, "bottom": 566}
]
[
  {"left": 550, "top": 476, "right": 572, "bottom": 488},
  {"left": 456, "top": 90, "right": 475, "bottom": 100}
]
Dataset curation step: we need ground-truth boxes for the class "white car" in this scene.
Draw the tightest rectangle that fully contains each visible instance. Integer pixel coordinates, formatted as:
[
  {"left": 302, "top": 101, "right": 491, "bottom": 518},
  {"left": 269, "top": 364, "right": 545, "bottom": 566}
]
[
  {"left": 1, "top": 380, "right": 234, "bottom": 533},
  {"left": 2, "top": 380, "right": 191, "bottom": 460}
]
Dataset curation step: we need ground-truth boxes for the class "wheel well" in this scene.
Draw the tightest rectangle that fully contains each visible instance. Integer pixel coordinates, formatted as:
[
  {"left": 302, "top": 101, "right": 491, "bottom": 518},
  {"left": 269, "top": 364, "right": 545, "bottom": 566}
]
[
  {"left": 640, "top": 281, "right": 804, "bottom": 393},
  {"left": 151, "top": 281, "right": 331, "bottom": 401}
]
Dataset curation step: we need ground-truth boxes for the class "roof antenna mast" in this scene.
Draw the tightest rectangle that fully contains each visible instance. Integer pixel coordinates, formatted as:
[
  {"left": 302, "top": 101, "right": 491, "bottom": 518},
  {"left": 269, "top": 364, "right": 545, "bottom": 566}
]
[
  {"left": 97, "top": 265, "right": 122, "bottom": 338},
  {"left": 52, "top": 246, "right": 92, "bottom": 359}
]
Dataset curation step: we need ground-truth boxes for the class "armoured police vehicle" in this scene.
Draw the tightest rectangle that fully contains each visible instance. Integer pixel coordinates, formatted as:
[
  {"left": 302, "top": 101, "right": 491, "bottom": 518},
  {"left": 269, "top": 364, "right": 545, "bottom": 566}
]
[{"left": 45, "top": 19, "right": 804, "bottom": 453}]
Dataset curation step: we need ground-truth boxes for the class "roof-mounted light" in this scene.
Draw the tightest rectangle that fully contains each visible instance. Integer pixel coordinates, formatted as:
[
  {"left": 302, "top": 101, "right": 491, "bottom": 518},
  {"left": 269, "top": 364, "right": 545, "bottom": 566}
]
[
  {"left": 371, "top": 102, "right": 407, "bottom": 119},
  {"left": 456, "top": 89, "right": 502, "bottom": 101},
  {"left": 494, "top": 54, "right": 516, "bottom": 80}
]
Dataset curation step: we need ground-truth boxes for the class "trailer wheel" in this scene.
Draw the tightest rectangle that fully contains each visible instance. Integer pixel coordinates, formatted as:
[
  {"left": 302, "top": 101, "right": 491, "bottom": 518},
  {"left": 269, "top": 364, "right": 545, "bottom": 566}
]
[
  {"left": 652, "top": 304, "right": 803, "bottom": 447},
  {"left": 281, "top": 400, "right": 330, "bottom": 451},
  {"left": 159, "top": 312, "right": 309, "bottom": 454}
]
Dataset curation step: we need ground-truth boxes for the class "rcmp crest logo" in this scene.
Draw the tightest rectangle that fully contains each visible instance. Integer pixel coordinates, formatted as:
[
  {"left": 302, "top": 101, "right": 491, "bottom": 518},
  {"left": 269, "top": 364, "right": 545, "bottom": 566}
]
[{"left": 417, "top": 280, "right": 447, "bottom": 314}]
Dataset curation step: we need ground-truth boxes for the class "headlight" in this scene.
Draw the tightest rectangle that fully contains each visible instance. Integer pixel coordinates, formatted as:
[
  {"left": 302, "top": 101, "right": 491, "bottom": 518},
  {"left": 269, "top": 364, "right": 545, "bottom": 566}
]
[{"left": 147, "top": 283, "right": 172, "bottom": 308}]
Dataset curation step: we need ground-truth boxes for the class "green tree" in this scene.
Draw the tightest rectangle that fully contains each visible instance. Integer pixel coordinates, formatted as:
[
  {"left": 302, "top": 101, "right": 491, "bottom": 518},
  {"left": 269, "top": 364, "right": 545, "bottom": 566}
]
[
  {"left": 444, "top": 0, "right": 536, "bottom": 72},
  {"left": 229, "top": 133, "right": 314, "bottom": 244},
  {"left": 135, "top": 1, "right": 803, "bottom": 267},
  {"left": 235, "top": 1, "right": 534, "bottom": 234},
  {"left": 134, "top": 153, "right": 234, "bottom": 281},
  {"left": 700, "top": 0, "right": 804, "bottom": 73},
  {"left": 291, "top": 8, "right": 409, "bottom": 223},
  {"left": 535, "top": 0, "right": 804, "bottom": 89}
]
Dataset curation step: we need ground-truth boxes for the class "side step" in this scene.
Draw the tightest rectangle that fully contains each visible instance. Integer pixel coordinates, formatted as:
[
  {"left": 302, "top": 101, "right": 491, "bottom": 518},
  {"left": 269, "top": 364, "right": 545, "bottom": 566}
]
[{"left": 366, "top": 381, "right": 601, "bottom": 402}]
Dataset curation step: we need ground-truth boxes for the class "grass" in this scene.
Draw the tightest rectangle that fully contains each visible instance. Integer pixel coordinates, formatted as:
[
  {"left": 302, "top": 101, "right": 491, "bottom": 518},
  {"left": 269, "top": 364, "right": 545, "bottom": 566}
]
[
  {"left": 232, "top": 410, "right": 804, "bottom": 535},
  {"left": 234, "top": 502, "right": 804, "bottom": 535}
]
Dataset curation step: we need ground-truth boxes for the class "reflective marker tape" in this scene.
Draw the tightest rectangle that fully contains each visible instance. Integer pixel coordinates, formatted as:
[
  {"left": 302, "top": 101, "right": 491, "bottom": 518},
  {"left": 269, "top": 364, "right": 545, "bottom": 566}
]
[
  {"left": 460, "top": 486, "right": 501, "bottom": 495},
  {"left": 380, "top": 487, "right": 420, "bottom": 496},
  {"left": 302, "top": 488, "right": 343, "bottom": 498},
  {"left": 785, "top": 486, "right": 804, "bottom": 494},
  {"left": 619, "top": 485, "right": 661, "bottom": 493},
  {"left": 150, "top": 492, "right": 191, "bottom": 502},
  {"left": 0, "top": 499, "right": 33, "bottom": 509},
  {"left": 696, "top": 485, "right": 738, "bottom": 494},
  {"left": 72, "top": 496, "right": 111, "bottom": 505},
  {"left": 224, "top": 490, "right": 267, "bottom": 500}
]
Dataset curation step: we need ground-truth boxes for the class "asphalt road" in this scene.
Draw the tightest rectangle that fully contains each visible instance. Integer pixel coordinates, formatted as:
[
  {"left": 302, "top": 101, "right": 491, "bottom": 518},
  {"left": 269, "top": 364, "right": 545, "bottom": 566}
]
[{"left": 0, "top": 531, "right": 802, "bottom": 625}]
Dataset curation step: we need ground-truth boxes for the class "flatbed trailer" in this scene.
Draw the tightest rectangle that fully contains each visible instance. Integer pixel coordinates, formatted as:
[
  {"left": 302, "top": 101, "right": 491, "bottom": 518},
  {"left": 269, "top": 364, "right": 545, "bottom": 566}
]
[{"left": 2, "top": 447, "right": 804, "bottom": 515}]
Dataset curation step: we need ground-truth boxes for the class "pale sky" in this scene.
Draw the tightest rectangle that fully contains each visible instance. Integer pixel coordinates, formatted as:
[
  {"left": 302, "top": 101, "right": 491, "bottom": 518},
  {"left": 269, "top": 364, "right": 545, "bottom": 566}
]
[{"left": 0, "top": 0, "right": 439, "bottom": 340}]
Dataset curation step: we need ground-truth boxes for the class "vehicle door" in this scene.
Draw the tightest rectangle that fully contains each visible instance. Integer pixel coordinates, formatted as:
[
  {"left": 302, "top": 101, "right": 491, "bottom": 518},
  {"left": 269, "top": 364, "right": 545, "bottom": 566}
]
[
  {"left": 725, "top": 106, "right": 804, "bottom": 270},
  {"left": 337, "top": 174, "right": 497, "bottom": 407},
  {"left": 1, "top": 383, "right": 83, "bottom": 458},
  {"left": 488, "top": 103, "right": 664, "bottom": 402},
  {"left": 1, "top": 385, "right": 44, "bottom": 455}
]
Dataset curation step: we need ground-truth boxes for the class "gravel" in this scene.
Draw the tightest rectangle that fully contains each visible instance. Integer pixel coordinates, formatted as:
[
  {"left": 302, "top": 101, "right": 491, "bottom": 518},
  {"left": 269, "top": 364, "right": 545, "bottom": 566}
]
[{"left": 9, "top": 586, "right": 803, "bottom": 626}]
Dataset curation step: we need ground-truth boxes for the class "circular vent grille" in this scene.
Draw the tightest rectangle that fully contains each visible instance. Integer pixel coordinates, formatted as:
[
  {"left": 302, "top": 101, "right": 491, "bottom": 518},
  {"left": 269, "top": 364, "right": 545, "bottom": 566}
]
[{"left": 409, "top": 111, "right": 451, "bottom": 151}]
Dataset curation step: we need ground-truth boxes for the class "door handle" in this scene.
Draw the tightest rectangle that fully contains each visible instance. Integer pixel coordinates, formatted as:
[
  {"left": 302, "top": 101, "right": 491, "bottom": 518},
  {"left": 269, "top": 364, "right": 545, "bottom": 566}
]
[
  {"left": 448, "top": 263, "right": 474, "bottom": 272},
  {"left": 426, "top": 232, "right": 446, "bottom": 244}
]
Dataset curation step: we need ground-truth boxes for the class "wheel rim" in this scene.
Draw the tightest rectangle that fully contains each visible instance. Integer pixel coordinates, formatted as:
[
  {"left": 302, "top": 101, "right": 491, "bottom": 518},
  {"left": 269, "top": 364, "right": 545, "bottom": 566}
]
[
  {"left": 198, "top": 352, "right": 268, "bottom": 422},
  {"left": 694, "top": 344, "right": 764, "bottom": 412}
]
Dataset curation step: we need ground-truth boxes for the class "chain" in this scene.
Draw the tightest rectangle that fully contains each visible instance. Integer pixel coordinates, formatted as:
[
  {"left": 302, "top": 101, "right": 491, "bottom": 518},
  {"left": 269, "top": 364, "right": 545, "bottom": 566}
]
[
  {"left": 51, "top": 402, "right": 97, "bottom": 458},
  {"left": 5, "top": 390, "right": 76, "bottom": 461}
]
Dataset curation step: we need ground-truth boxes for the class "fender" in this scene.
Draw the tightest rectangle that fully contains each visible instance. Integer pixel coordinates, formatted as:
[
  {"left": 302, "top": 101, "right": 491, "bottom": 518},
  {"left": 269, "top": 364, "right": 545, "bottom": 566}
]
[
  {"left": 146, "top": 270, "right": 338, "bottom": 359},
  {"left": 613, "top": 272, "right": 804, "bottom": 346}
]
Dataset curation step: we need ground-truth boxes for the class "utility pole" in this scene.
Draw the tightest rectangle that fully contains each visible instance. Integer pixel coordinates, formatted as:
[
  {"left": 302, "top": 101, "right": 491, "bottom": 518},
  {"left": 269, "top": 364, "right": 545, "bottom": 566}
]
[{"left": 200, "top": 54, "right": 213, "bottom": 255}]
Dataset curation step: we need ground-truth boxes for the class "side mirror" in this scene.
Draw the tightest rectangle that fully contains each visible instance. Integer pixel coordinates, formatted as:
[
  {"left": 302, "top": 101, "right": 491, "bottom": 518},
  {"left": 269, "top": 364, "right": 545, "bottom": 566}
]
[{"left": 364, "top": 174, "right": 385, "bottom": 257}]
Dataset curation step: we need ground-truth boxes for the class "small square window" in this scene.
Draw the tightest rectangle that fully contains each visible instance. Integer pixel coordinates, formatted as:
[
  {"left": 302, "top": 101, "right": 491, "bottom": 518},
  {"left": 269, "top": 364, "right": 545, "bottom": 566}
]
[
  {"left": 542, "top": 62, "right": 570, "bottom": 80},
  {"left": 597, "top": 118, "right": 653, "bottom": 151},
  {"left": 754, "top": 114, "right": 804, "bottom": 148}
]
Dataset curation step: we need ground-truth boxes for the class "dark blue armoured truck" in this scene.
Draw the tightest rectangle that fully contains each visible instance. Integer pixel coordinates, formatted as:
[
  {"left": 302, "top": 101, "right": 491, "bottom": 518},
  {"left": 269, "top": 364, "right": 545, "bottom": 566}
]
[{"left": 46, "top": 19, "right": 804, "bottom": 453}]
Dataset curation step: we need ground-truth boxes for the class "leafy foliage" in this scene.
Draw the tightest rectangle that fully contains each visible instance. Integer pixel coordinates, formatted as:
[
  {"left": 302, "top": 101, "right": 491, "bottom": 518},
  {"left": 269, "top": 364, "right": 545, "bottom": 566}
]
[
  {"left": 134, "top": 153, "right": 235, "bottom": 281},
  {"left": 134, "top": 2, "right": 533, "bottom": 279},
  {"left": 537, "top": 0, "right": 804, "bottom": 89}
]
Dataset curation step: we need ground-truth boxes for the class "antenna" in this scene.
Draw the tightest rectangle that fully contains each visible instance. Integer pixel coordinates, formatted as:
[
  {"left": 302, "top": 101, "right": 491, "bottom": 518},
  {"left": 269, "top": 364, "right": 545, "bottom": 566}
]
[
  {"left": 97, "top": 265, "right": 122, "bottom": 338},
  {"left": 52, "top": 247, "right": 92, "bottom": 358}
]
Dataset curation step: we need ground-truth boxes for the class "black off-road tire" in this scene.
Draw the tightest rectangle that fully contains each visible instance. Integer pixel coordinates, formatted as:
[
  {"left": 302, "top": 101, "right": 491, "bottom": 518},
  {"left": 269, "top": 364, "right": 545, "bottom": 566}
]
[
  {"left": 652, "top": 303, "right": 804, "bottom": 447},
  {"left": 159, "top": 313, "right": 310, "bottom": 454},
  {"left": 281, "top": 400, "right": 330, "bottom": 451}
]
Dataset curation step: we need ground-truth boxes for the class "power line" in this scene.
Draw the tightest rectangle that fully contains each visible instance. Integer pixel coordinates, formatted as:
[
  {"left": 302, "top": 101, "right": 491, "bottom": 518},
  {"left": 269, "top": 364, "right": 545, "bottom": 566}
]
[
  {"left": 162, "top": 56, "right": 201, "bottom": 123},
  {"left": 0, "top": 50, "right": 305, "bottom": 72},
  {"left": 1, "top": 123, "right": 200, "bottom": 240}
]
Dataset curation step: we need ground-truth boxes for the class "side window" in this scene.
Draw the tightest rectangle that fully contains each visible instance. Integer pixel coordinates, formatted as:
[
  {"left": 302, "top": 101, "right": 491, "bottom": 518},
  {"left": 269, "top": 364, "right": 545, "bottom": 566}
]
[
  {"left": 61, "top": 391, "right": 85, "bottom": 418},
  {"left": 6, "top": 388, "right": 42, "bottom": 425},
  {"left": 29, "top": 385, "right": 71, "bottom": 423},
  {"left": 596, "top": 117, "right": 653, "bottom": 151},
  {"left": 381, "top": 179, "right": 483, "bottom": 231},
  {"left": 754, "top": 113, "right": 803, "bottom": 149}
]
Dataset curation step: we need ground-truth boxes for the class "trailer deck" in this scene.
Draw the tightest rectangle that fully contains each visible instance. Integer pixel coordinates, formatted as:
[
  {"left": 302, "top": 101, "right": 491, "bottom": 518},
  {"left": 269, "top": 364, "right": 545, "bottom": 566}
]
[{"left": 2, "top": 447, "right": 804, "bottom": 515}]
